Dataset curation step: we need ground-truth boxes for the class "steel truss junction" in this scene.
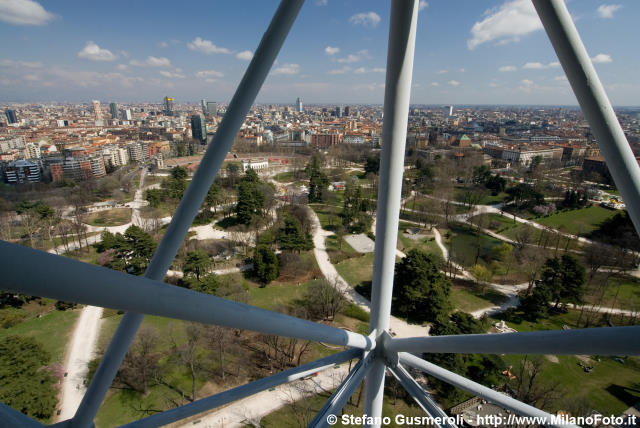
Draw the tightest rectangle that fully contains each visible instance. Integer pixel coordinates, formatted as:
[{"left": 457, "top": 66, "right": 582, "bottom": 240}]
[{"left": 1, "top": 1, "right": 639, "bottom": 427}]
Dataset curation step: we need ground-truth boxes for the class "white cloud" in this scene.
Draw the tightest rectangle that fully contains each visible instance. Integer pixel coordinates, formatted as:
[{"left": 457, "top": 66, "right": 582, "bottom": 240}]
[
  {"left": 459, "top": 68, "right": 465, "bottom": 72},
  {"left": 195, "top": 70, "right": 224, "bottom": 79},
  {"left": 522, "top": 61, "right": 560, "bottom": 69},
  {"left": 328, "top": 66, "right": 351, "bottom": 75},
  {"left": 325, "top": 46, "right": 340, "bottom": 55},
  {"left": 499, "top": 65, "right": 517, "bottom": 72},
  {"left": 0, "top": 59, "right": 42, "bottom": 68},
  {"left": 419, "top": 1, "right": 428, "bottom": 11},
  {"left": 448, "top": 80, "right": 460, "bottom": 87},
  {"left": 187, "top": 37, "right": 231, "bottom": 54},
  {"left": 467, "top": 0, "right": 542, "bottom": 50},
  {"left": 372, "top": 68, "right": 385, "bottom": 73},
  {"left": 116, "top": 64, "right": 128, "bottom": 71},
  {"left": 519, "top": 79, "right": 535, "bottom": 92},
  {"left": 437, "top": 69, "right": 448, "bottom": 74},
  {"left": 77, "top": 42, "right": 117, "bottom": 62},
  {"left": 158, "top": 41, "right": 169, "bottom": 48},
  {"left": 0, "top": 0, "right": 55, "bottom": 25},
  {"left": 597, "top": 4, "right": 621, "bottom": 19},
  {"left": 236, "top": 50, "right": 253, "bottom": 60},
  {"left": 273, "top": 63, "right": 300, "bottom": 75},
  {"left": 592, "top": 53, "right": 612, "bottom": 63},
  {"left": 349, "top": 11, "right": 381, "bottom": 28},
  {"left": 554, "top": 75, "right": 567, "bottom": 81},
  {"left": 354, "top": 67, "right": 367, "bottom": 74},
  {"left": 431, "top": 82, "right": 439, "bottom": 87},
  {"left": 315, "top": 0, "right": 328, "bottom": 5},
  {"left": 337, "top": 49, "right": 370, "bottom": 64},
  {"left": 159, "top": 70, "right": 185, "bottom": 79},
  {"left": 130, "top": 56, "right": 172, "bottom": 67}
]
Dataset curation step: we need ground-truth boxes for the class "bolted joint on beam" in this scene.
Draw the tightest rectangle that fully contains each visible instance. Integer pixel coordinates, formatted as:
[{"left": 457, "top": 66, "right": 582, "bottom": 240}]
[{"left": 378, "top": 331, "right": 399, "bottom": 368}]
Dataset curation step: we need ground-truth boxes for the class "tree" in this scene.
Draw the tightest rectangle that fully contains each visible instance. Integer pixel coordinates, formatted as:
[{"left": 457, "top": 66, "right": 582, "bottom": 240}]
[
  {"left": 115, "top": 327, "right": 160, "bottom": 394},
  {"left": 364, "top": 155, "right": 380, "bottom": 175},
  {"left": 307, "top": 155, "right": 329, "bottom": 203},
  {"left": 505, "top": 183, "right": 544, "bottom": 209},
  {"left": 342, "top": 178, "right": 372, "bottom": 233},
  {"left": 235, "top": 170, "right": 267, "bottom": 224},
  {"left": 470, "top": 264, "right": 493, "bottom": 291},
  {"left": 538, "top": 255, "right": 586, "bottom": 309},
  {"left": 162, "top": 166, "right": 188, "bottom": 200},
  {"left": 304, "top": 279, "right": 345, "bottom": 321},
  {"left": 183, "top": 250, "right": 211, "bottom": 281},
  {"left": 109, "top": 225, "right": 157, "bottom": 275},
  {"left": 0, "top": 336, "right": 57, "bottom": 422},
  {"left": 277, "top": 215, "right": 313, "bottom": 252},
  {"left": 253, "top": 244, "right": 279, "bottom": 285},
  {"left": 145, "top": 188, "right": 164, "bottom": 208},
  {"left": 393, "top": 249, "right": 451, "bottom": 323}
]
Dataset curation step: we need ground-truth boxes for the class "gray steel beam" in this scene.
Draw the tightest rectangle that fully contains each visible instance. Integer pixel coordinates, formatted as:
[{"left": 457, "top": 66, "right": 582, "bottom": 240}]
[
  {"left": 0, "top": 403, "right": 46, "bottom": 428},
  {"left": 533, "top": 0, "right": 640, "bottom": 236},
  {"left": 399, "top": 353, "right": 578, "bottom": 428},
  {"left": 68, "top": 1, "right": 306, "bottom": 426},
  {"left": 365, "top": 0, "right": 419, "bottom": 424},
  {"left": 388, "top": 365, "right": 457, "bottom": 428},
  {"left": 308, "top": 352, "right": 374, "bottom": 428},
  {"left": 0, "top": 241, "right": 372, "bottom": 350},
  {"left": 387, "top": 326, "right": 640, "bottom": 355},
  {"left": 123, "top": 349, "right": 361, "bottom": 427}
]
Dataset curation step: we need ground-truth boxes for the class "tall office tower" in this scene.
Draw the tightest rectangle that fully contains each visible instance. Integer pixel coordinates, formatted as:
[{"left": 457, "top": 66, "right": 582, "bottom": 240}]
[
  {"left": 335, "top": 106, "right": 342, "bottom": 118},
  {"left": 201, "top": 99, "right": 207, "bottom": 114},
  {"left": 448, "top": 105, "right": 453, "bottom": 116},
  {"left": 190, "top": 114, "right": 207, "bottom": 143},
  {"left": 296, "top": 97, "right": 303, "bottom": 113},
  {"left": 92, "top": 100, "right": 103, "bottom": 120},
  {"left": 206, "top": 101, "right": 217, "bottom": 116},
  {"left": 4, "top": 109, "right": 17, "bottom": 124},
  {"left": 121, "top": 109, "right": 132, "bottom": 121},
  {"left": 344, "top": 106, "right": 350, "bottom": 117},
  {"left": 164, "top": 96, "right": 174, "bottom": 116},
  {"left": 109, "top": 102, "right": 118, "bottom": 120}
]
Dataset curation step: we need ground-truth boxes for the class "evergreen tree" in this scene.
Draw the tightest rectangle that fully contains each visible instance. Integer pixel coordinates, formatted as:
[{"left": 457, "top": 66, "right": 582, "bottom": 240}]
[
  {"left": 307, "top": 155, "right": 329, "bottom": 203},
  {"left": 183, "top": 250, "right": 212, "bottom": 281},
  {"left": 277, "top": 215, "right": 313, "bottom": 252},
  {"left": 393, "top": 249, "right": 451, "bottom": 323},
  {"left": 253, "top": 244, "right": 279, "bottom": 285},
  {"left": 235, "top": 169, "right": 266, "bottom": 224},
  {"left": 110, "top": 225, "right": 157, "bottom": 275}
]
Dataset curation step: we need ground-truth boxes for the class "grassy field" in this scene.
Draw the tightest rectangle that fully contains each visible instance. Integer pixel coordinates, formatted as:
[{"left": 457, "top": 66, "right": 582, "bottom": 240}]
[
  {"left": 335, "top": 253, "right": 374, "bottom": 288},
  {"left": 309, "top": 203, "right": 342, "bottom": 231},
  {"left": 495, "top": 311, "right": 640, "bottom": 415},
  {"left": 445, "top": 222, "right": 504, "bottom": 268},
  {"left": 533, "top": 205, "right": 619, "bottom": 236},
  {"left": 450, "top": 280, "right": 508, "bottom": 313},
  {"left": 0, "top": 304, "right": 79, "bottom": 364},
  {"left": 584, "top": 274, "right": 640, "bottom": 311},
  {"left": 84, "top": 208, "right": 132, "bottom": 226}
]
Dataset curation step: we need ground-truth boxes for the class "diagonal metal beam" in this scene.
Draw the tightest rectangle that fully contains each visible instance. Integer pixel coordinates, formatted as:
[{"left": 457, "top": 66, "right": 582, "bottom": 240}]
[
  {"left": 122, "top": 349, "right": 361, "bottom": 428},
  {"left": 365, "top": 0, "right": 419, "bottom": 425},
  {"left": 386, "top": 326, "right": 640, "bottom": 355},
  {"left": 0, "top": 241, "right": 372, "bottom": 350},
  {"left": 533, "top": 0, "right": 640, "bottom": 237},
  {"left": 0, "top": 403, "right": 46, "bottom": 428},
  {"left": 69, "top": 1, "right": 306, "bottom": 425},
  {"left": 308, "top": 352, "right": 375, "bottom": 428},
  {"left": 399, "top": 353, "right": 578, "bottom": 428},
  {"left": 388, "top": 364, "right": 457, "bottom": 428}
]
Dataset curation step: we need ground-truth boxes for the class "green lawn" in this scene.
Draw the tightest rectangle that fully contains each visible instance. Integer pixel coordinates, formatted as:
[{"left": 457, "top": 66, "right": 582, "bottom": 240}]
[
  {"left": 469, "top": 213, "right": 516, "bottom": 231},
  {"left": 584, "top": 274, "right": 640, "bottom": 311},
  {"left": 335, "top": 253, "right": 374, "bottom": 288},
  {"left": 495, "top": 311, "right": 640, "bottom": 415},
  {"left": 84, "top": 208, "right": 132, "bottom": 226},
  {"left": 273, "top": 171, "right": 296, "bottom": 182},
  {"left": 0, "top": 306, "right": 79, "bottom": 364},
  {"left": 450, "top": 281, "right": 508, "bottom": 313},
  {"left": 309, "top": 203, "right": 342, "bottom": 231},
  {"left": 326, "top": 234, "right": 359, "bottom": 264},
  {"left": 445, "top": 223, "right": 504, "bottom": 268},
  {"left": 534, "top": 205, "right": 619, "bottom": 236}
]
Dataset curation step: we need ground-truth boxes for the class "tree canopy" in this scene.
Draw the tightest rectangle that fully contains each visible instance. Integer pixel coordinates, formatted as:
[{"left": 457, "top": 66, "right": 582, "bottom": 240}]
[
  {"left": 95, "top": 226, "right": 157, "bottom": 275},
  {"left": 307, "top": 155, "right": 329, "bottom": 203},
  {"left": 393, "top": 249, "right": 451, "bottom": 323},
  {"left": 277, "top": 215, "right": 313, "bottom": 252},
  {"left": 253, "top": 244, "right": 279, "bottom": 285}
]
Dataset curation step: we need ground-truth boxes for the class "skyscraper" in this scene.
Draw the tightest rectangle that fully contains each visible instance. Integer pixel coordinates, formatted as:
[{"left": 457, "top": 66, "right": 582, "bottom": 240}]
[
  {"left": 164, "top": 96, "right": 174, "bottom": 116},
  {"left": 206, "top": 102, "right": 217, "bottom": 116},
  {"left": 344, "top": 106, "right": 350, "bottom": 117},
  {"left": 335, "top": 106, "right": 342, "bottom": 118},
  {"left": 296, "top": 97, "right": 303, "bottom": 113},
  {"left": 109, "top": 102, "right": 118, "bottom": 120},
  {"left": 201, "top": 99, "right": 207, "bottom": 115},
  {"left": 191, "top": 114, "right": 207, "bottom": 143},
  {"left": 92, "top": 100, "right": 103, "bottom": 120},
  {"left": 4, "top": 109, "right": 17, "bottom": 124}
]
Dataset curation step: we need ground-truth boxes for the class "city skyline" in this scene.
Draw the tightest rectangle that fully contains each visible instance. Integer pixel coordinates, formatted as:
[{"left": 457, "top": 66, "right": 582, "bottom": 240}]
[{"left": 1, "top": 0, "right": 639, "bottom": 105}]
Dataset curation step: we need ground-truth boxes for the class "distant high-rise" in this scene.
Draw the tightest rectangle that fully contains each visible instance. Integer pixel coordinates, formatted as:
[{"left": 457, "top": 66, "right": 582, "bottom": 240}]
[
  {"left": 335, "top": 106, "right": 342, "bottom": 118},
  {"left": 4, "top": 109, "right": 17, "bottom": 124},
  {"left": 191, "top": 114, "right": 207, "bottom": 143},
  {"left": 344, "top": 106, "right": 350, "bottom": 117},
  {"left": 206, "top": 102, "right": 217, "bottom": 116},
  {"left": 164, "top": 96, "right": 174, "bottom": 116},
  {"left": 448, "top": 105, "right": 453, "bottom": 116},
  {"left": 296, "top": 97, "right": 303, "bottom": 113},
  {"left": 121, "top": 109, "right": 132, "bottom": 121},
  {"left": 201, "top": 99, "right": 207, "bottom": 115},
  {"left": 92, "top": 100, "right": 103, "bottom": 120},
  {"left": 109, "top": 102, "right": 118, "bottom": 120}
]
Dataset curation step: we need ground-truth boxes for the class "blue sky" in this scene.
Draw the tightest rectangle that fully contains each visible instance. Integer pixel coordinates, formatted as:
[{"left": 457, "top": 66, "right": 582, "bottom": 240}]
[{"left": 1, "top": 0, "right": 639, "bottom": 105}]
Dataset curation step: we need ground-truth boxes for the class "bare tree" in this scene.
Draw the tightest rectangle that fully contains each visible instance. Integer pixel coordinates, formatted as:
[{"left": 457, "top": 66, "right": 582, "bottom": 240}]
[
  {"left": 170, "top": 323, "right": 205, "bottom": 402},
  {"left": 510, "top": 356, "right": 562, "bottom": 411},
  {"left": 304, "top": 278, "right": 346, "bottom": 321},
  {"left": 116, "top": 326, "right": 161, "bottom": 394}
]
